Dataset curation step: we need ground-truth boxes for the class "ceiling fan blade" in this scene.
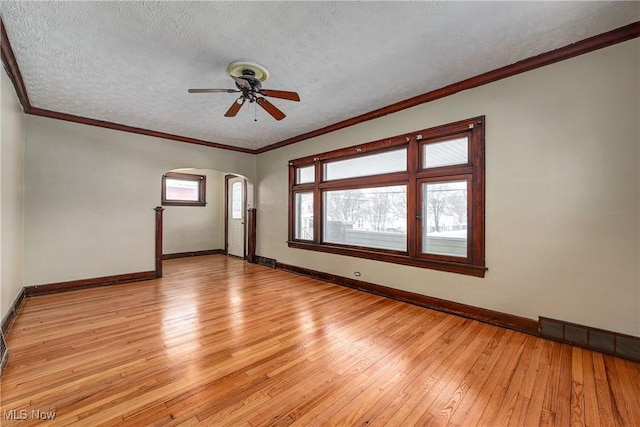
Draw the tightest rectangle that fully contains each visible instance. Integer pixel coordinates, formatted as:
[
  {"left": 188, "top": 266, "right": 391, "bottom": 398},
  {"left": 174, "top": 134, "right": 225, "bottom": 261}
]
[
  {"left": 188, "top": 88, "right": 239, "bottom": 93},
  {"left": 231, "top": 76, "right": 252, "bottom": 90},
  {"left": 224, "top": 99, "right": 245, "bottom": 117},
  {"left": 259, "top": 89, "right": 300, "bottom": 102},
  {"left": 257, "top": 97, "right": 286, "bottom": 121}
]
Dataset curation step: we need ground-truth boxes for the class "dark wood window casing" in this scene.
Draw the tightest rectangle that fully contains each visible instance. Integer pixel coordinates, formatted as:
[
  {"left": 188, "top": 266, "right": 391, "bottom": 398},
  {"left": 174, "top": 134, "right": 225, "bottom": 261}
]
[
  {"left": 288, "top": 116, "right": 486, "bottom": 277},
  {"left": 161, "top": 172, "right": 207, "bottom": 207}
]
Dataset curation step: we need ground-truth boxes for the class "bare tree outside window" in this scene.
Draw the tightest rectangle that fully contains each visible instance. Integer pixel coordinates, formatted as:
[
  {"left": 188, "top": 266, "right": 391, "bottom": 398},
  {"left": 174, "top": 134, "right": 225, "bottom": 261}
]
[
  {"left": 326, "top": 189, "right": 364, "bottom": 223},
  {"left": 362, "top": 187, "right": 406, "bottom": 232},
  {"left": 324, "top": 186, "right": 406, "bottom": 250},
  {"left": 424, "top": 182, "right": 466, "bottom": 232}
]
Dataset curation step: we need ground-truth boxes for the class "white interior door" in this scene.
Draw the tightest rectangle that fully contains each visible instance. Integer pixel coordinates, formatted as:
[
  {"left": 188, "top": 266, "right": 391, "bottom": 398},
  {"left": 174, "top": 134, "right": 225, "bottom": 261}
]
[{"left": 227, "top": 177, "right": 245, "bottom": 257}]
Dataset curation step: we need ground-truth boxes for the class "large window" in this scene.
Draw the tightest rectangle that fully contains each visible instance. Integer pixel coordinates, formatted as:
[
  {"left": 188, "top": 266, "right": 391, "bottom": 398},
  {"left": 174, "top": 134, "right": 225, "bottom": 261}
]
[
  {"left": 162, "top": 172, "right": 206, "bottom": 207},
  {"left": 288, "top": 116, "right": 486, "bottom": 277},
  {"left": 324, "top": 186, "right": 407, "bottom": 251}
]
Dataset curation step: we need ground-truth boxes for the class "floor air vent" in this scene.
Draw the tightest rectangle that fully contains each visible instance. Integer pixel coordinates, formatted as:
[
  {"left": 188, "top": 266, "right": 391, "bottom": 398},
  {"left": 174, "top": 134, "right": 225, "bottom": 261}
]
[
  {"left": 255, "top": 256, "right": 277, "bottom": 269},
  {"left": 540, "top": 317, "right": 640, "bottom": 362}
]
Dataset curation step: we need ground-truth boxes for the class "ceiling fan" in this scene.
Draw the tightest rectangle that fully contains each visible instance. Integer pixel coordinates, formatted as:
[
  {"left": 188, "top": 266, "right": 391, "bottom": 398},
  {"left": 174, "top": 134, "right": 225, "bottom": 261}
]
[{"left": 188, "top": 61, "right": 300, "bottom": 121}]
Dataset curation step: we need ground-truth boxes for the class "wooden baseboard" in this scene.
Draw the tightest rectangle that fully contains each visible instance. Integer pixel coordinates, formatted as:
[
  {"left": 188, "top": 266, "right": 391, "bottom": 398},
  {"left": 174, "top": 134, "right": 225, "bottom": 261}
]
[
  {"left": 276, "top": 262, "right": 539, "bottom": 335},
  {"left": 1, "top": 287, "right": 26, "bottom": 335},
  {"left": 26, "top": 271, "right": 157, "bottom": 297},
  {"left": 0, "top": 331, "right": 7, "bottom": 376},
  {"left": 162, "top": 249, "right": 224, "bottom": 260},
  {"left": 1, "top": 288, "right": 27, "bottom": 376}
]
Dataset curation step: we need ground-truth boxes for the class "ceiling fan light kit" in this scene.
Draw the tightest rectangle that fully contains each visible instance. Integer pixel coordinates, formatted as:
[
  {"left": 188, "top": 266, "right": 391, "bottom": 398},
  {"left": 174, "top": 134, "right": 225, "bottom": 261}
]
[{"left": 188, "top": 61, "right": 299, "bottom": 121}]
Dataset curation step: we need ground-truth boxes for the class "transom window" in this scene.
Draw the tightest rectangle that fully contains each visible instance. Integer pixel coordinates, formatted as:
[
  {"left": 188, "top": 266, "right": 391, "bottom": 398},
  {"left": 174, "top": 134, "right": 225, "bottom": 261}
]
[
  {"left": 288, "top": 116, "right": 486, "bottom": 277},
  {"left": 324, "top": 148, "right": 407, "bottom": 180},
  {"left": 162, "top": 172, "right": 206, "bottom": 207}
]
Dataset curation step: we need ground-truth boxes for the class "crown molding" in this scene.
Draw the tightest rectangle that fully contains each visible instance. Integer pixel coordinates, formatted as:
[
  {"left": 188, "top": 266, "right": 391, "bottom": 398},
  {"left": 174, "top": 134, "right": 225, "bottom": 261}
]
[
  {"left": 27, "top": 107, "right": 256, "bottom": 154},
  {"left": 1, "top": 19, "right": 31, "bottom": 111},
  {"left": 1, "top": 18, "right": 255, "bottom": 155},
  {"left": 2, "top": 17, "right": 638, "bottom": 155},
  {"left": 256, "top": 20, "right": 640, "bottom": 153}
]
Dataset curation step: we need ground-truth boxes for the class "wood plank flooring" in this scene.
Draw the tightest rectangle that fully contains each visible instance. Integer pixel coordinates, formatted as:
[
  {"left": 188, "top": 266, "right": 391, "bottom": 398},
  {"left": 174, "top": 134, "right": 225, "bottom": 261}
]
[{"left": 1, "top": 255, "right": 639, "bottom": 426}]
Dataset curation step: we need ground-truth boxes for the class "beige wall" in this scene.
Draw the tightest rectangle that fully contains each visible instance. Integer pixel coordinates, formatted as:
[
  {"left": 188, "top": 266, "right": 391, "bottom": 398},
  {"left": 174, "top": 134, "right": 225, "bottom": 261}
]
[
  {"left": 5, "top": 36, "right": 639, "bottom": 338},
  {"left": 0, "top": 68, "right": 26, "bottom": 319},
  {"left": 256, "top": 39, "right": 640, "bottom": 336},
  {"left": 163, "top": 168, "right": 225, "bottom": 254},
  {"left": 24, "top": 116, "right": 256, "bottom": 286}
]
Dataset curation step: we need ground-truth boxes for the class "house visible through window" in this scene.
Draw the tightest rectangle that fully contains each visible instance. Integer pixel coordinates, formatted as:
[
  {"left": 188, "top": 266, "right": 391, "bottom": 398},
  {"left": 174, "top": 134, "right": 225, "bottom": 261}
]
[
  {"left": 288, "top": 116, "right": 486, "bottom": 277},
  {"left": 162, "top": 172, "right": 206, "bottom": 207}
]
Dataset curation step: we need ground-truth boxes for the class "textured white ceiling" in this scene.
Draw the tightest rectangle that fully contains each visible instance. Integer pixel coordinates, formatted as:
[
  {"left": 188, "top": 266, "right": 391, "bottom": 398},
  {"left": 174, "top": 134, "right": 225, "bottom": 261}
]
[{"left": 1, "top": 1, "right": 639, "bottom": 151}]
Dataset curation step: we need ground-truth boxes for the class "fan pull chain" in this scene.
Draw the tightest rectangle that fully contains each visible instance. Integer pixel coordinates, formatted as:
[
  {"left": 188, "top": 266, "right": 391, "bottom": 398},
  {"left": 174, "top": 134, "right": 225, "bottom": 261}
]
[{"left": 254, "top": 102, "right": 258, "bottom": 122}]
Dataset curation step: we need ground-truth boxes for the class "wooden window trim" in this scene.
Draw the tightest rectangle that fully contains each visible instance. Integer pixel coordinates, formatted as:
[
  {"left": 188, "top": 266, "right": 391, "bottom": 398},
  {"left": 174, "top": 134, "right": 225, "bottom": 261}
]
[
  {"left": 162, "top": 172, "right": 206, "bottom": 207},
  {"left": 417, "top": 174, "right": 473, "bottom": 264},
  {"left": 288, "top": 116, "right": 486, "bottom": 277}
]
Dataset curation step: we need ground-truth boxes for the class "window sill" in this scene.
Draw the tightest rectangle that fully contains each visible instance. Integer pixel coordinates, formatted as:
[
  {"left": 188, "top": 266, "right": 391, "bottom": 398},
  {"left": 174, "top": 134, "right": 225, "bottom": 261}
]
[
  {"left": 161, "top": 201, "right": 206, "bottom": 207},
  {"left": 287, "top": 240, "right": 487, "bottom": 277}
]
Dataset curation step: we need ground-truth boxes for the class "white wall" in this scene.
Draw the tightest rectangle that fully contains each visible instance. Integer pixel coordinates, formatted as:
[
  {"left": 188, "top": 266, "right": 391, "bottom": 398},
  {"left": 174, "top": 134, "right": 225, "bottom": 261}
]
[
  {"left": 163, "top": 168, "right": 225, "bottom": 254},
  {"left": 24, "top": 117, "right": 256, "bottom": 285},
  {"left": 256, "top": 39, "right": 640, "bottom": 336},
  {"left": 0, "top": 68, "right": 26, "bottom": 319}
]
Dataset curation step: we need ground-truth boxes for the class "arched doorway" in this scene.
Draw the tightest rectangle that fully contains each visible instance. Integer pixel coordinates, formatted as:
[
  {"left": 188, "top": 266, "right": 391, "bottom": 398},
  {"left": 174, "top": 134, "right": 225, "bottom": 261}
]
[{"left": 155, "top": 168, "right": 255, "bottom": 277}]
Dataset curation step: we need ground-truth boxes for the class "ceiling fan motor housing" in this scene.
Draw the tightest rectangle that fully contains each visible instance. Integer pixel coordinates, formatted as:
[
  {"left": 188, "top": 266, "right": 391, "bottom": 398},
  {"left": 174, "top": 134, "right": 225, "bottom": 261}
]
[{"left": 236, "top": 72, "right": 263, "bottom": 92}]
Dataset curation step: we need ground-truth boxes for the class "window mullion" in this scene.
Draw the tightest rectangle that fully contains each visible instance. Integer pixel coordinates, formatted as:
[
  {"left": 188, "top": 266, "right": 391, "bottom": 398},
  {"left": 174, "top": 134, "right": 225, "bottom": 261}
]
[
  {"left": 314, "top": 160, "right": 323, "bottom": 244},
  {"left": 318, "top": 172, "right": 409, "bottom": 190},
  {"left": 406, "top": 136, "right": 419, "bottom": 257}
]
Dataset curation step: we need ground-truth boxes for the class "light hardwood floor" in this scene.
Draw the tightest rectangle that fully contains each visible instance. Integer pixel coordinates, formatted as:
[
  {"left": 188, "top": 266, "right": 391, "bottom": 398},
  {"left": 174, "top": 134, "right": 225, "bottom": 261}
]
[{"left": 1, "top": 255, "right": 639, "bottom": 426}]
